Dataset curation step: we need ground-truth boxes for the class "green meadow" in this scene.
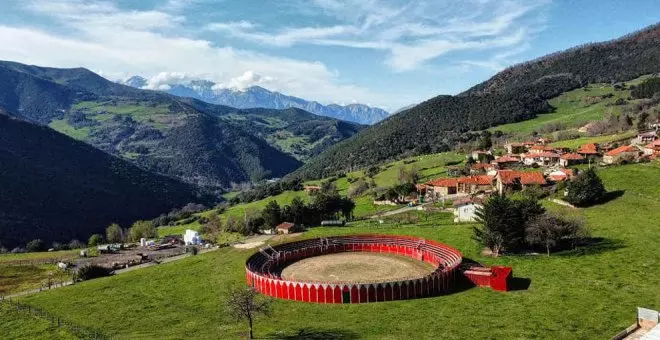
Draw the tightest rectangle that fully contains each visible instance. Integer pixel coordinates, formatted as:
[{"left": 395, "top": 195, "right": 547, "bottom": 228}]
[{"left": 15, "top": 162, "right": 660, "bottom": 339}]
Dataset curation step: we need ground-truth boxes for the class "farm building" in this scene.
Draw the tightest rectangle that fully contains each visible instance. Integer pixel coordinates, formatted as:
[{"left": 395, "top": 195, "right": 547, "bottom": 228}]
[
  {"left": 452, "top": 198, "right": 484, "bottom": 223},
  {"left": 603, "top": 145, "right": 641, "bottom": 164},
  {"left": 577, "top": 143, "right": 601, "bottom": 157}
]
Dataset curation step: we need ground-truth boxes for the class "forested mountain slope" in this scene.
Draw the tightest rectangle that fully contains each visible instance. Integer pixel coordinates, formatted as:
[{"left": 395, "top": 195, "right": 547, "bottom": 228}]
[
  {"left": 291, "top": 23, "right": 660, "bottom": 180},
  {"left": 0, "top": 113, "right": 203, "bottom": 248},
  {"left": 0, "top": 62, "right": 310, "bottom": 187}
]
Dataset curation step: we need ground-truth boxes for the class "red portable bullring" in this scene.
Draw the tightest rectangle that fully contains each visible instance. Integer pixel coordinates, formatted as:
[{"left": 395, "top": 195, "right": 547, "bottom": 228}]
[{"left": 245, "top": 234, "right": 465, "bottom": 303}]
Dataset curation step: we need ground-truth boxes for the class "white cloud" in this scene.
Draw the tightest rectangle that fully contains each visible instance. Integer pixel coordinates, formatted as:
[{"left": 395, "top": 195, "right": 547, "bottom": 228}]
[
  {"left": 212, "top": 71, "right": 274, "bottom": 91},
  {"left": 207, "top": 0, "right": 549, "bottom": 72},
  {"left": 0, "top": 0, "right": 388, "bottom": 107}
]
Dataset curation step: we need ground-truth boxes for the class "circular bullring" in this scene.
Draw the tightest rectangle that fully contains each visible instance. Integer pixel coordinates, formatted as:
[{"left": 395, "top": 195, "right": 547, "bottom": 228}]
[{"left": 245, "top": 234, "right": 463, "bottom": 304}]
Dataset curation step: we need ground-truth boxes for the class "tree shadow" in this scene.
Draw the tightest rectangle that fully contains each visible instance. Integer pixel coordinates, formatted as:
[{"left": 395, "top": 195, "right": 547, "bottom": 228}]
[
  {"left": 507, "top": 277, "right": 532, "bottom": 291},
  {"left": 575, "top": 190, "right": 626, "bottom": 207},
  {"left": 266, "top": 328, "right": 360, "bottom": 339},
  {"left": 555, "top": 237, "right": 625, "bottom": 257}
]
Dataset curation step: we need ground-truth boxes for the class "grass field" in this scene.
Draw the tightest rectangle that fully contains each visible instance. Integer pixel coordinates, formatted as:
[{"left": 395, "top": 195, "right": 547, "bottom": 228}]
[
  {"left": 491, "top": 77, "right": 647, "bottom": 136},
  {"left": 549, "top": 132, "right": 636, "bottom": 149},
  {"left": 0, "top": 303, "right": 76, "bottom": 339},
  {"left": 18, "top": 162, "right": 660, "bottom": 339}
]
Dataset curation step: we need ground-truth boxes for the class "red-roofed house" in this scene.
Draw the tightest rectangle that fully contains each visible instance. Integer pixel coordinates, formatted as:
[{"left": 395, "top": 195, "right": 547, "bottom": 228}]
[
  {"left": 644, "top": 140, "right": 660, "bottom": 157},
  {"left": 276, "top": 222, "right": 299, "bottom": 234},
  {"left": 505, "top": 142, "right": 526, "bottom": 154},
  {"left": 529, "top": 145, "right": 556, "bottom": 154},
  {"left": 493, "top": 155, "right": 521, "bottom": 169},
  {"left": 559, "top": 153, "right": 585, "bottom": 167},
  {"left": 577, "top": 143, "right": 600, "bottom": 157},
  {"left": 547, "top": 169, "right": 575, "bottom": 182},
  {"left": 425, "top": 178, "right": 458, "bottom": 198},
  {"left": 470, "top": 163, "right": 495, "bottom": 174},
  {"left": 603, "top": 145, "right": 641, "bottom": 164},
  {"left": 496, "top": 170, "right": 547, "bottom": 194},
  {"left": 457, "top": 175, "right": 495, "bottom": 194},
  {"left": 522, "top": 151, "right": 560, "bottom": 166}
]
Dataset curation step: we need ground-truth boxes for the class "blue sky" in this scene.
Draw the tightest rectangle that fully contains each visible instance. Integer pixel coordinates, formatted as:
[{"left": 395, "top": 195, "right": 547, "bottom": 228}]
[{"left": 0, "top": 0, "right": 658, "bottom": 111}]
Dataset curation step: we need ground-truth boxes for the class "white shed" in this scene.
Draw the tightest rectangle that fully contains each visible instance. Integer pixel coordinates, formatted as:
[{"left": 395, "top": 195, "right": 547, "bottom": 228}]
[
  {"left": 452, "top": 198, "right": 484, "bottom": 223},
  {"left": 184, "top": 229, "right": 201, "bottom": 245}
]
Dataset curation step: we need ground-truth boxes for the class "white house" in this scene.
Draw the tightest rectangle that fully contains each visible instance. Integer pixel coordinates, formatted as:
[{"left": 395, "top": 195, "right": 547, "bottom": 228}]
[
  {"left": 452, "top": 198, "right": 484, "bottom": 223},
  {"left": 184, "top": 229, "right": 201, "bottom": 245}
]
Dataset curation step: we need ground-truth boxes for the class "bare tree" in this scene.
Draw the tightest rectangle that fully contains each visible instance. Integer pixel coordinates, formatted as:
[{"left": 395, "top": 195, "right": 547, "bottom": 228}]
[{"left": 226, "top": 286, "right": 272, "bottom": 339}]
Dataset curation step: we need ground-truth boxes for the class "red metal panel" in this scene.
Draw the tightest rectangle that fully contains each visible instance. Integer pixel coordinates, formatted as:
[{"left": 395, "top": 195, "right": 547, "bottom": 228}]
[
  {"left": 359, "top": 286, "right": 368, "bottom": 303},
  {"left": 325, "top": 285, "right": 334, "bottom": 303},
  {"left": 376, "top": 285, "right": 385, "bottom": 302},
  {"left": 303, "top": 284, "right": 310, "bottom": 302},
  {"left": 295, "top": 283, "right": 303, "bottom": 301},
  {"left": 333, "top": 286, "right": 342, "bottom": 304},
  {"left": 318, "top": 285, "right": 326, "bottom": 304},
  {"left": 490, "top": 266, "right": 512, "bottom": 291},
  {"left": 368, "top": 285, "right": 376, "bottom": 302},
  {"left": 287, "top": 282, "right": 295, "bottom": 300},
  {"left": 351, "top": 285, "right": 359, "bottom": 304},
  {"left": 310, "top": 285, "right": 318, "bottom": 303}
]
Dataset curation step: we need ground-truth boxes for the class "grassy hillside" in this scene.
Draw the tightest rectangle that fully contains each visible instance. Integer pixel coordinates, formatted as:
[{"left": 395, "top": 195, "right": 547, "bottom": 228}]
[
  {"left": 492, "top": 76, "right": 649, "bottom": 136},
  {"left": 0, "top": 304, "right": 76, "bottom": 339},
  {"left": 158, "top": 151, "right": 463, "bottom": 236},
  {"left": 0, "top": 113, "right": 204, "bottom": 248},
  {"left": 18, "top": 161, "right": 660, "bottom": 339},
  {"left": 291, "top": 24, "right": 660, "bottom": 180}
]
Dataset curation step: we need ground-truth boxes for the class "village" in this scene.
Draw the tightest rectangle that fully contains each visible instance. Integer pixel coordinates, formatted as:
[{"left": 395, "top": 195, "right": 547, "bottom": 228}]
[{"left": 412, "top": 129, "right": 660, "bottom": 223}]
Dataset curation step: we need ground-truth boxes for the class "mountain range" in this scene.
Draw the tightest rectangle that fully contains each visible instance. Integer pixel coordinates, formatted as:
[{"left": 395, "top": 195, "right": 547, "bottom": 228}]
[
  {"left": 0, "top": 60, "right": 364, "bottom": 190},
  {"left": 291, "top": 23, "right": 660, "bottom": 180},
  {"left": 121, "top": 76, "right": 390, "bottom": 125}
]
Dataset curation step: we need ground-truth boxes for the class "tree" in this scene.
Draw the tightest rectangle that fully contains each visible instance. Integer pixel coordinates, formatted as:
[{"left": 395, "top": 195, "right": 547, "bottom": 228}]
[
  {"left": 565, "top": 168, "right": 606, "bottom": 206},
  {"left": 397, "top": 166, "right": 420, "bottom": 184},
  {"left": 26, "top": 239, "right": 45, "bottom": 252},
  {"left": 88, "top": 234, "right": 104, "bottom": 247},
  {"left": 68, "top": 239, "right": 85, "bottom": 249},
  {"left": 525, "top": 212, "right": 589, "bottom": 256},
  {"left": 200, "top": 212, "right": 223, "bottom": 240},
  {"left": 106, "top": 223, "right": 124, "bottom": 244},
  {"left": 340, "top": 198, "right": 356, "bottom": 221},
  {"left": 477, "top": 130, "right": 493, "bottom": 150},
  {"left": 473, "top": 194, "right": 544, "bottom": 255},
  {"left": 226, "top": 286, "right": 272, "bottom": 339},
  {"left": 287, "top": 197, "right": 306, "bottom": 224},
  {"left": 129, "top": 220, "right": 157, "bottom": 242},
  {"left": 261, "top": 201, "right": 282, "bottom": 232}
]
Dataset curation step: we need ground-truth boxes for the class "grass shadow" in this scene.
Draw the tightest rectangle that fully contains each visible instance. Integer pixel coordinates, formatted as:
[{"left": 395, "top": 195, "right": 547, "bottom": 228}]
[
  {"left": 267, "top": 328, "right": 360, "bottom": 339},
  {"left": 574, "top": 190, "right": 626, "bottom": 208},
  {"left": 508, "top": 277, "right": 532, "bottom": 291},
  {"left": 555, "top": 237, "right": 625, "bottom": 257}
]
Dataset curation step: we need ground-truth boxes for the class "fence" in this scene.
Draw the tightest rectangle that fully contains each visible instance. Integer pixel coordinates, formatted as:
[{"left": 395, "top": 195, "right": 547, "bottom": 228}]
[{"left": 0, "top": 296, "right": 108, "bottom": 339}]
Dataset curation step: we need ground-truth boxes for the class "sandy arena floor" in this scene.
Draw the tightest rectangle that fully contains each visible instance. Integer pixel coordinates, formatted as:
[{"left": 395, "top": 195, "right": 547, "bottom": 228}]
[{"left": 280, "top": 252, "right": 434, "bottom": 283}]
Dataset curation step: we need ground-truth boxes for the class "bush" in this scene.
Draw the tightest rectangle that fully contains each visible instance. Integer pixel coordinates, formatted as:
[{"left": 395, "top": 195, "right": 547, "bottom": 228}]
[
  {"left": 186, "top": 246, "right": 199, "bottom": 255},
  {"left": 76, "top": 265, "right": 113, "bottom": 281},
  {"left": 26, "top": 239, "right": 45, "bottom": 252}
]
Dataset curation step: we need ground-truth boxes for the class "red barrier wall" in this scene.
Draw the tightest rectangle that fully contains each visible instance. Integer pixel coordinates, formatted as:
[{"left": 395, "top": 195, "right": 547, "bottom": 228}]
[{"left": 245, "top": 235, "right": 463, "bottom": 304}]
